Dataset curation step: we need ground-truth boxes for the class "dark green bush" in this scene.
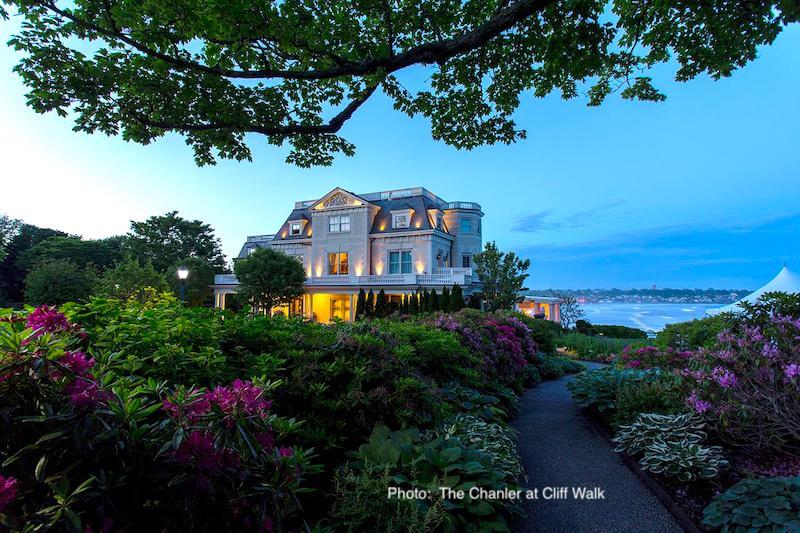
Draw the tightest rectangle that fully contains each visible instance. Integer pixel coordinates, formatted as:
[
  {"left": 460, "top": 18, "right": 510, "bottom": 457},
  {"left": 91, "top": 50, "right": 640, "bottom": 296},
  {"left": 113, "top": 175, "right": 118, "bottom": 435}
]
[
  {"left": 612, "top": 372, "right": 687, "bottom": 426},
  {"left": 703, "top": 477, "right": 800, "bottom": 532},
  {"left": 655, "top": 314, "right": 733, "bottom": 350},
  {"left": 567, "top": 367, "right": 648, "bottom": 414}
]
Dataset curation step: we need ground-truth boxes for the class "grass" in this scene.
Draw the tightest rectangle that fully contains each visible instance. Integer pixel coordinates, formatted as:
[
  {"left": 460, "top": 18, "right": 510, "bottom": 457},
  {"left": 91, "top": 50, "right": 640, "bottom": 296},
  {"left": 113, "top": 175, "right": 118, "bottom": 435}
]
[{"left": 557, "top": 332, "right": 652, "bottom": 362}]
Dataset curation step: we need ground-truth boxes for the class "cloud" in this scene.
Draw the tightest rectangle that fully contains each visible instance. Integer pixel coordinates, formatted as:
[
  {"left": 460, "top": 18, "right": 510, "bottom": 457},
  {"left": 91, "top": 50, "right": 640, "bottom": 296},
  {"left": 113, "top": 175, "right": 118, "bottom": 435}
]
[{"left": 511, "top": 200, "right": 627, "bottom": 233}]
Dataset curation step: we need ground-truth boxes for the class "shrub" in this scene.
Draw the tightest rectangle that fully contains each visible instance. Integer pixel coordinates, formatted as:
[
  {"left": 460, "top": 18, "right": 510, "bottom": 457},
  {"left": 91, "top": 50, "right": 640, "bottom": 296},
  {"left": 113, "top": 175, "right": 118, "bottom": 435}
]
[
  {"left": 0, "top": 308, "right": 312, "bottom": 531},
  {"left": 505, "top": 312, "right": 561, "bottom": 355},
  {"left": 558, "top": 332, "right": 650, "bottom": 362},
  {"left": 568, "top": 367, "right": 648, "bottom": 413},
  {"left": 433, "top": 414, "right": 523, "bottom": 482},
  {"left": 536, "top": 356, "right": 584, "bottom": 380},
  {"left": 612, "top": 372, "right": 686, "bottom": 426},
  {"left": 340, "top": 426, "right": 521, "bottom": 532},
  {"left": 24, "top": 259, "right": 97, "bottom": 305},
  {"left": 614, "top": 413, "right": 727, "bottom": 481},
  {"left": 655, "top": 314, "right": 733, "bottom": 350},
  {"left": 703, "top": 477, "right": 800, "bottom": 532}
]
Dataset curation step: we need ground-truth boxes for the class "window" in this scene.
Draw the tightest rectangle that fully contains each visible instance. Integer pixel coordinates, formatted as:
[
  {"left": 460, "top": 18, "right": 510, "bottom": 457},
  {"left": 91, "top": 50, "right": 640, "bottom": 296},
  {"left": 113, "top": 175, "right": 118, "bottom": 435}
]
[
  {"left": 328, "top": 252, "right": 349, "bottom": 275},
  {"left": 290, "top": 222, "right": 301, "bottom": 236},
  {"left": 393, "top": 214, "right": 409, "bottom": 229},
  {"left": 461, "top": 218, "right": 473, "bottom": 233},
  {"left": 389, "top": 251, "right": 412, "bottom": 274},
  {"left": 462, "top": 254, "right": 471, "bottom": 268},
  {"left": 328, "top": 215, "right": 351, "bottom": 233}
]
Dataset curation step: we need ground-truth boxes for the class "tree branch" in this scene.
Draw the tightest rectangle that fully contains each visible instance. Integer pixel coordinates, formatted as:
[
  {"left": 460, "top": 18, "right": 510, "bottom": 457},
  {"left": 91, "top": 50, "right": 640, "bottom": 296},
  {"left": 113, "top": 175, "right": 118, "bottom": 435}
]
[{"left": 38, "top": 0, "right": 556, "bottom": 80}]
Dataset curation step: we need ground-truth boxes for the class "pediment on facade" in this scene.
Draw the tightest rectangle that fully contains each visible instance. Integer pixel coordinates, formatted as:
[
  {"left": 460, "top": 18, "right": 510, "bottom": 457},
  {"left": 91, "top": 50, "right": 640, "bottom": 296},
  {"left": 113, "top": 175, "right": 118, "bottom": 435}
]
[{"left": 311, "top": 188, "right": 374, "bottom": 211}]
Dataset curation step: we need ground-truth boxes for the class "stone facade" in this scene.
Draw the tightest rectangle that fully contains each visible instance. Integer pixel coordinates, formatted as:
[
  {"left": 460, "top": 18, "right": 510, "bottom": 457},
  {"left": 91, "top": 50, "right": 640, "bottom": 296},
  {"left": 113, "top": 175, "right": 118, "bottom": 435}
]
[{"left": 212, "top": 187, "right": 484, "bottom": 322}]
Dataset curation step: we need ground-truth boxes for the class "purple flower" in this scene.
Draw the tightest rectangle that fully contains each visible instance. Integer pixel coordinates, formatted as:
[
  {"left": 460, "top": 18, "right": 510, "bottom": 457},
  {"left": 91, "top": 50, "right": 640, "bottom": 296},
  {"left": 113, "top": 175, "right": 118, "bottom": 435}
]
[
  {"left": 257, "top": 431, "right": 275, "bottom": 450},
  {"left": 65, "top": 377, "right": 105, "bottom": 409},
  {"left": 58, "top": 351, "right": 95, "bottom": 376},
  {"left": 762, "top": 343, "right": 780, "bottom": 359},
  {"left": 278, "top": 447, "right": 293, "bottom": 458},
  {"left": 687, "top": 391, "right": 712, "bottom": 413},
  {"left": 26, "top": 306, "right": 70, "bottom": 337},
  {"left": 205, "top": 379, "right": 272, "bottom": 426},
  {"left": 0, "top": 475, "right": 18, "bottom": 513},
  {"left": 163, "top": 390, "right": 211, "bottom": 422},
  {"left": 785, "top": 363, "right": 800, "bottom": 380},
  {"left": 712, "top": 367, "right": 738, "bottom": 388}
]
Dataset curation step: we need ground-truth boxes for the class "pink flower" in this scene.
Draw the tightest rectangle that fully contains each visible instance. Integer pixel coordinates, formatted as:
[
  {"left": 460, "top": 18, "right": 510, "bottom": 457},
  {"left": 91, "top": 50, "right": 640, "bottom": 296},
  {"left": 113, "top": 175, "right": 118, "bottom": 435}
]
[
  {"left": 174, "top": 432, "right": 239, "bottom": 475},
  {"left": 762, "top": 343, "right": 780, "bottom": 359},
  {"left": 65, "top": 377, "right": 105, "bottom": 409},
  {"left": 278, "top": 447, "right": 293, "bottom": 458},
  {"left": 163, "top": 391, "right": 211, "bottom": 423},
  {"left": 58, "top": 351, "right": 95, "bottom": 376},
  {"left": 712, "top": 367, "right": 738, "bottom": 388},
  {"left": 205, "top": 379, "right": 272, "bottom": 423},
  {"left": 256, "top": 431, "right": 275, "bottom": 450},
  {"left": 0, "top": 475, "right": 18, "bottom": 513},
  {"left": 26, "top": 306, "right": 70, "bottom": 337}
]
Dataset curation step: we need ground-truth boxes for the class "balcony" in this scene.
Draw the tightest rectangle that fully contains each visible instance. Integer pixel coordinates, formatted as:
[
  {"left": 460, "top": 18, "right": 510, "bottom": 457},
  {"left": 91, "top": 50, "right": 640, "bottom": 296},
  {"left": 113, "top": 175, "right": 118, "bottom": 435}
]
[{"left": 214, "top": 268, "right": 475, "bottom": 288}]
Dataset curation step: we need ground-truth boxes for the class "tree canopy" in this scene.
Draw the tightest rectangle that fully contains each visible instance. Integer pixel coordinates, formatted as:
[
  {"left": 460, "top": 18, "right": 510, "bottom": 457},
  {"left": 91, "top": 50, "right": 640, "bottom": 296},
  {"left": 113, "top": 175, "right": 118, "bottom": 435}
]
[
  {"left": 17, "top": 235, "right": 124, "bottom": 272},
  {"left": 126, "top": 211, "right": 227, "bottom": 273},
  {"left": 473, "top": 241, "right": 530, "bottom": 311},
  {"left": 3, "top": 1, "right": 796, "bottom": 166},
  {"left": 24, "top": 258, "right": 98, "bottom": 306},
  {"left": 233, "top": 248, "right": 306, "bottom": 311}
]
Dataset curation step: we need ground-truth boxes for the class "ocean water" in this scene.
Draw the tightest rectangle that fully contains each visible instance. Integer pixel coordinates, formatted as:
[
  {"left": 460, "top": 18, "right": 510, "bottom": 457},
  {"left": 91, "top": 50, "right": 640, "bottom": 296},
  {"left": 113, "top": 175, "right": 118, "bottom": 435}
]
[{"left": 580, "top": 303, "right": 719, "bottom": 333}]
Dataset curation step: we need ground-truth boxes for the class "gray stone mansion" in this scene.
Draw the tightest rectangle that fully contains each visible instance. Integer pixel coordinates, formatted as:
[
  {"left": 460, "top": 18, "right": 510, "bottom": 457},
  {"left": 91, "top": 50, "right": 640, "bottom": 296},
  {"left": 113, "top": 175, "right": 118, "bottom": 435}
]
[{"left": 212, "top": 187, "right": 484, "bottom": 321}]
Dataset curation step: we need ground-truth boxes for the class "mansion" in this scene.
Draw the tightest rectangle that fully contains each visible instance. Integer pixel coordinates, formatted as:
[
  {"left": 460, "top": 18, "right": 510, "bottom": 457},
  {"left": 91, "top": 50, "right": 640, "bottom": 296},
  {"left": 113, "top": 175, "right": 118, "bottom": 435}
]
[{"left": 212, "top": 187, "right": 484, "bottom": 322}]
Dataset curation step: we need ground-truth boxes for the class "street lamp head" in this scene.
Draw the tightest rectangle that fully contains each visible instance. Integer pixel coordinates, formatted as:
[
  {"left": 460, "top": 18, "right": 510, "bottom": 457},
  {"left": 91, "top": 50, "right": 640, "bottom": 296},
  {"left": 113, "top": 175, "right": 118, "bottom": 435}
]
[{"left": 177, "top": 265, "right": 190, "bottom": 280}]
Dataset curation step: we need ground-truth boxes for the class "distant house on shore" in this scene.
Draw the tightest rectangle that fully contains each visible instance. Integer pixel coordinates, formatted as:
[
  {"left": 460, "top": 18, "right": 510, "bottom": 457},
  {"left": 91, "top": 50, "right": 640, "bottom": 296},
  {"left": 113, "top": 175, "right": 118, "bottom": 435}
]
[
  {"left": 212, "top": 187, "right": 484, "bottom": 322},
  {"left": 706, "top": 265, "right": 800, "bottom": 315},
  {"left": 515, "top": 296, "right": 562, "bottom": 323}
]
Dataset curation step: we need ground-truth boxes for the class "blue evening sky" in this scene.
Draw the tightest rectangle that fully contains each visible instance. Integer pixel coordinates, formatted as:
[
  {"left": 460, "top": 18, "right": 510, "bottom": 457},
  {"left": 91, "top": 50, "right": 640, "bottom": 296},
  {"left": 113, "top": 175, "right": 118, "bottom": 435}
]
[{"left": 1, "top": 19, "right": 798, "bottom": 290}]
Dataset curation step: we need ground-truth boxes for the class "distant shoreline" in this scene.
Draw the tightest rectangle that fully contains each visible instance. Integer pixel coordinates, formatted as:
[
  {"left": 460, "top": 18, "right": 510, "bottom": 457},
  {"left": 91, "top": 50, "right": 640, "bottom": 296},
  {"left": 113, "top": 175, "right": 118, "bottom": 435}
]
[{"left": 525, "top": 288, "right": 748, "bottom": 305}]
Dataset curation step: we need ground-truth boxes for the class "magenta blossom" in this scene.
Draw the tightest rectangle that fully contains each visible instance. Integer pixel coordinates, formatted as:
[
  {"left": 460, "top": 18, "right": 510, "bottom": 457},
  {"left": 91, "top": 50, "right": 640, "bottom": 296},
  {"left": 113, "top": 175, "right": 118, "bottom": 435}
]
[
  {"left": 278, "top": 447, "right": 294, "bottom": 458},
  {"left": 65, "top": 377, "right": 105, "bottom": 409},
  {"left": 712, "top": 367, "right": 738, "bottom": 388},
  {"left": 206, "top": 379, "right": 272, "bottom": 423},
  {"left": 58, "top": 351, "right": 95, "bottom": 376},
  {"left": 257, "top": 431, "right": 275, "bottom": 450},
  {"left": 174, "top": 432, "right": 239, "bottom": 475},
  {"left": 26, "top": 306, "right": 70, "bottom": 337},
  {"left": 163, "top": 391, "right": 211, "bottom": 423},
  {"left": 762, "top": 343, "right": 780, "bottom": 359},
  {"left": 0, "top": 475, "right": 18, "bottom": 513}
]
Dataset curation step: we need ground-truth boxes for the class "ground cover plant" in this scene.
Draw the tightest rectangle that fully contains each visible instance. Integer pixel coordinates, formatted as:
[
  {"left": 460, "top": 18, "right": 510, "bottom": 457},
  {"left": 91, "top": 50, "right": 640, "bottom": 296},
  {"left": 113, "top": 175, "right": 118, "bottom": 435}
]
[
  {"left": 568, "top": 292, "right": 800, "bottom": 530},
  {"left": 1, "top": 297, "right": 579, "bottom": 531}
]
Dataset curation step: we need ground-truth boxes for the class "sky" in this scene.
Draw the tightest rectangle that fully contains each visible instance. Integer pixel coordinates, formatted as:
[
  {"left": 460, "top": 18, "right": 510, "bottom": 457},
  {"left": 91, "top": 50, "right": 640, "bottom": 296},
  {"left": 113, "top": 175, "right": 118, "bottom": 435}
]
[{"left": 1, "top": 18, "right": 798, "bottom": 290}]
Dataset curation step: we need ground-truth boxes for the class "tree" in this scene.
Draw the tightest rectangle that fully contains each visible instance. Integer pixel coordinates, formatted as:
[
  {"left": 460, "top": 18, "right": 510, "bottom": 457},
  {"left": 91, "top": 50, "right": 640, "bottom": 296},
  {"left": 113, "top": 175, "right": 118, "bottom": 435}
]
[
  {"left": 0, "top": 223, "right": 67, "bottom": 306},
  {"left": 441, "top": 286, "right": 451, "bottom": 313},
  {"left": 451, "top": 285, "right": 465, "bottom": 311},
  {"left": 233, "top": 248, "right": 305, "bottom": 312},
  {"left": 401, "top": 294, "right": 409, "bottom": 315},
  {"left": 365, "top": 290, "right": 375, "bottom": 318},
  {"left": 420, "top": 289, "right": 430, "bottom": 312},
  {"left": 97, "top": 257, "right": 170, "bottom": 302},
  {"left": 374, "top": 289, "right": 388, "bottom": 318},
  {"left": 126, "top": 211, "right": 227, "bottom": 273},
  {"left": 17, "top": 236, "right": 124, "bottom": 272},
  {"left": 468, "top": 293, "right": 482, "bottom": 310},
  {"left": 5, "top": 2, "right": 793, "bottom": 167},
  {"left": 24, "top": 259, "right": 97, "bottom": 305},
  {"left": 409, "top": 292, "right": 419, "bottom": 315},
  {"left": 430, "top": 289, "right": 440, "bottom": 312},
  {"left": 167, "top": 257, "right": 216, "bottom": 306},
  {"left": 356, "top": 288, "right": 366, "bottom": 320},
  {"left": 558, "top": 294, "right": 586, "bottom": 329},
  {"left": 0, "top": 215, "right": 22, "bottom": 262},
  {"left": 473, "top": 242, "right": 530, "bottom": 311}
]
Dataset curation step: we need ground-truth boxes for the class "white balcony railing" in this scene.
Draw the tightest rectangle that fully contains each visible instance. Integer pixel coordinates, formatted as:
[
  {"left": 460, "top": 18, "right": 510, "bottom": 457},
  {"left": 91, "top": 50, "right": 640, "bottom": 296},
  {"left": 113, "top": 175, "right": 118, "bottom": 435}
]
[{"left": 215, "top": 268, "right": 474, "bottom": 287}]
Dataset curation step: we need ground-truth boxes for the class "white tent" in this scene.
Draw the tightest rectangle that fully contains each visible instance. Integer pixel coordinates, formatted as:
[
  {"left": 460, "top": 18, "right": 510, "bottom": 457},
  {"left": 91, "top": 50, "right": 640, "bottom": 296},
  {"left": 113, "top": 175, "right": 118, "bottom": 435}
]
[{"left": 706, "top": 266, "right": 800, "bottom": 315}]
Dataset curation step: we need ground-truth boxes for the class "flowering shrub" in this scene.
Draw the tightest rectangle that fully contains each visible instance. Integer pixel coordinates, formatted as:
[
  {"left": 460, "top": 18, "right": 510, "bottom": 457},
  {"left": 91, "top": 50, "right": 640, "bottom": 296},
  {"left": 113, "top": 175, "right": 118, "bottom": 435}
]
[
  {"left": 0, "top": 307, "right": 311, "bottom": 531},
  {"left": 680, "top": 314, "right": 800, "bottom": 454}
]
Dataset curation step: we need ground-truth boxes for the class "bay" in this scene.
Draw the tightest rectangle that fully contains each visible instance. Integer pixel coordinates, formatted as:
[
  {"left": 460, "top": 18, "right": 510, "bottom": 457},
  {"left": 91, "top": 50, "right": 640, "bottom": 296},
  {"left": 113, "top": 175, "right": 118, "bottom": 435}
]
[{"left": 580, "top": 303, "right": 719, "bottom": 333}]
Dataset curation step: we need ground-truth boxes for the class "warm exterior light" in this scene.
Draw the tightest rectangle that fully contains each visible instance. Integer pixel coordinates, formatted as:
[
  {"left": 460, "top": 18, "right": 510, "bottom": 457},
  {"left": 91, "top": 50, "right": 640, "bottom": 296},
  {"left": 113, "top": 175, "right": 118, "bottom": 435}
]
[
  {"left": 375, "top": 262, "right": 384, "bottom": 275},
  {"left": 355, "top": 264, "right": 363, "bottom": 276},
  {"left": 177, "top": 266, "right": 189, "bottom": 280},
  {"left": 315, "top": 264, "right": 323, "bottom": 277},
  {"left": 416, "top": 262, "right": 425, "bottom": 274}
]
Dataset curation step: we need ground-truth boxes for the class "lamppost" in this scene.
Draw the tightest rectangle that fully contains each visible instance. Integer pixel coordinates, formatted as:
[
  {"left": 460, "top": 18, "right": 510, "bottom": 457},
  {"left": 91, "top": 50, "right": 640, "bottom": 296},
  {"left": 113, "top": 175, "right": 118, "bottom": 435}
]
[{"left": 177, "top": 265, "right": 189, "bottom": 303}]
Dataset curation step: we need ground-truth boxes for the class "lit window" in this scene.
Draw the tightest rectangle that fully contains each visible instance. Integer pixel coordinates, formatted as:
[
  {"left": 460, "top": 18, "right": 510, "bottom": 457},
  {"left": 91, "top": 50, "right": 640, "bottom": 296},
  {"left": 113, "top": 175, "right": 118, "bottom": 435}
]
[
  {"left": 328, "top": 252, "right": 349, "bottom": 275},
  {"left": 461, "top": 219, "right": 473, "bottom": 233},
  {"left": 290, "top": 222, "right": 301, "bottom": 236},
  {"left": 389, "top": 251, "right": 412, "bottom": 274},
  {"left": 329, "top": 215, "right": 351, "bottom": 233},
  {"left": 393, "top": 214, "right": 410, "bottom": 229},
  {"left": 462, "top": 255, "right": 471, "bottom": 268}
]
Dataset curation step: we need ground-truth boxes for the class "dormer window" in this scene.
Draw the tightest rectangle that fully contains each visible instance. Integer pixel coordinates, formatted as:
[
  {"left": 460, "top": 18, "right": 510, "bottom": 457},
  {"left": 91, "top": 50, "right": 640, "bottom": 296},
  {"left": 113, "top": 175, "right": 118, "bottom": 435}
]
[
  {"left": 391, "top": 208, "right": 414, "bottom": 229},
  {"left": 290, "top": 222, "right": 302, "bottom": 236},
  {"left": 393, "top": 214, "right": 409, "bottom": 229}
]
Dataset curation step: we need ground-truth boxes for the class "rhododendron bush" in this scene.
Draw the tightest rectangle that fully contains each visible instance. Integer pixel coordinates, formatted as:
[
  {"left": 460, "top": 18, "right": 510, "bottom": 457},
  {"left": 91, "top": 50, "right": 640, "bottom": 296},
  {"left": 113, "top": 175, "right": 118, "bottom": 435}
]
[{"left": 0, "top": 307, "right": 311, "bottom": 531}]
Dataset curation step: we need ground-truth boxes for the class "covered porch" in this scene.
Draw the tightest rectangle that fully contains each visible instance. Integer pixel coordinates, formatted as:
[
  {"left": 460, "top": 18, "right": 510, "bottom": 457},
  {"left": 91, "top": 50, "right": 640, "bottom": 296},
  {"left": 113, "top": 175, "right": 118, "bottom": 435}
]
[{"left": 515, "top": 296, "right": 562, "bottom": 323}]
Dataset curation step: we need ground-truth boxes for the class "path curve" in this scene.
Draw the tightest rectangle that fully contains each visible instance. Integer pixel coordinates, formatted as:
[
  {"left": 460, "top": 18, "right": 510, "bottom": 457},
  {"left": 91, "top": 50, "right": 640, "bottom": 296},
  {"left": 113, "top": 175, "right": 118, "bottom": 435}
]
[{"left": 512, "top": 362, "right": 682, "bottom": 533}]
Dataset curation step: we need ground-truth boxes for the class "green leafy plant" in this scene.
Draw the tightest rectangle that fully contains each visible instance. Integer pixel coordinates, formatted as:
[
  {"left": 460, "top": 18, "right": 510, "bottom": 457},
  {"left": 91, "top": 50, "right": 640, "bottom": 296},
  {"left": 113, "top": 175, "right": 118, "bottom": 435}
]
[
  {"left": 612, "top": 373, "right": 687, "bottom": 426},
  {"left": 703, "top": 477, "right": 800, "bottom": 532},
  {"left": 613, "top": 412, "right": 707, "bottom": 456},
  {"left": 568, "top": 367, "right": 647, "bottom": 413}
]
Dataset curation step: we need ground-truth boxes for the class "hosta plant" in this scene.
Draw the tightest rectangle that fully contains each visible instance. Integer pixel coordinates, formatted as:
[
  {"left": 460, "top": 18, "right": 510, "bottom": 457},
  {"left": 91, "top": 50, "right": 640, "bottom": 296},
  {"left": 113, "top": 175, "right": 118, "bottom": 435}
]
[
  {"left": 703, "top": 477, "right": 800, "bottom": 532},
  {"left": 638, "top": 439, "right": 728, "bottom": 481},
  {"left": 568, "top": 367, "right": 648, "bottom": 413},
  {"left": 613, "top": 412, "right": 707, "bottom": 456}
]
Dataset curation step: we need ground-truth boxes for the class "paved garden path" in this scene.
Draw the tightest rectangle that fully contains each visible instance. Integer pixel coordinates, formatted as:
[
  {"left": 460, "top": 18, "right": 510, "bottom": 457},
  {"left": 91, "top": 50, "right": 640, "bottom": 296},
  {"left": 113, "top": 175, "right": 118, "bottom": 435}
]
[{"left": 512, "top": 362, "right": 683, "bottom": 533}]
